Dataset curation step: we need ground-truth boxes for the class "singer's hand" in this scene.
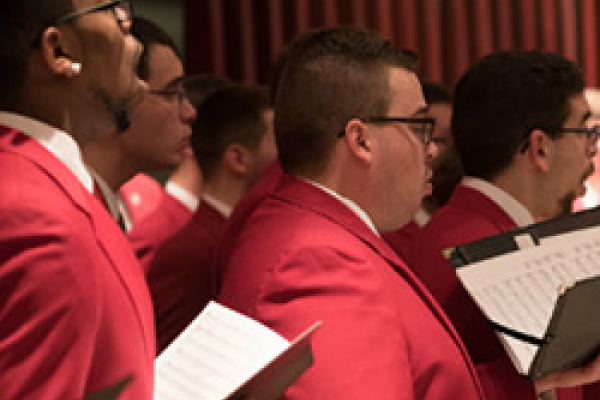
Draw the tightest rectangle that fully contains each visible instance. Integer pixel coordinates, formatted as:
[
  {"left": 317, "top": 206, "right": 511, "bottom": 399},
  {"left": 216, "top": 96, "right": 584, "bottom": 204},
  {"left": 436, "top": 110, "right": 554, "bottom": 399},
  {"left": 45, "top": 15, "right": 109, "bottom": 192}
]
[{"left": 534, "top": 353, "right": 600, "bottom": 394}]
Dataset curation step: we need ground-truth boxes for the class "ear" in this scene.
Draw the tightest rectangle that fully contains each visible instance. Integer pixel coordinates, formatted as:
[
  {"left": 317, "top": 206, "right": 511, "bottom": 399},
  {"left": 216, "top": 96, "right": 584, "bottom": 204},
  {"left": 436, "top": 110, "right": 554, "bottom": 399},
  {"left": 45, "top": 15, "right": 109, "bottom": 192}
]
[
  {"left": 343, "top": 119, "right": 373, "bottom": 163},
  {"left": 39, "top": 27, "right": 80, "bottom": 78},
  {"left": 223, "top": 143, "right": 253, "bottom": 176},
  {"left": 525, "top": 129, "right": 552, "bottom": 173}
]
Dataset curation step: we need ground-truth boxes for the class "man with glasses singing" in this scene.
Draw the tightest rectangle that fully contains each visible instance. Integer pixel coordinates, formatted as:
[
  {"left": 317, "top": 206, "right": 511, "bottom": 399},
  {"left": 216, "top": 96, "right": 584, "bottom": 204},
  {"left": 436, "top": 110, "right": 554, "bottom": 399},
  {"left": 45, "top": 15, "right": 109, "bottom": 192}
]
[
  {"left": 84, "top": 17, "right": 197, "bottom": 235},
  {"left": 0, "top": 1, "right": 155, "bottom": 400},
  {"left": 406, "top": 50, "right": 600, "bottom": 400},
  {"left": 218, "top": 27, "right": 489, "bottom": 400}
]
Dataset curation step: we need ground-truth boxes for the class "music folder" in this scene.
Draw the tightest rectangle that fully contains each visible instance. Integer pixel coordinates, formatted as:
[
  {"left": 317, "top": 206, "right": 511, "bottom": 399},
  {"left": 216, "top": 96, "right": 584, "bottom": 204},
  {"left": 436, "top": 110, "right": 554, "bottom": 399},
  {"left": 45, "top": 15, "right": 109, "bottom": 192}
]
[{"left": 449, "top": 206, "right": 600, "bottom": 378}]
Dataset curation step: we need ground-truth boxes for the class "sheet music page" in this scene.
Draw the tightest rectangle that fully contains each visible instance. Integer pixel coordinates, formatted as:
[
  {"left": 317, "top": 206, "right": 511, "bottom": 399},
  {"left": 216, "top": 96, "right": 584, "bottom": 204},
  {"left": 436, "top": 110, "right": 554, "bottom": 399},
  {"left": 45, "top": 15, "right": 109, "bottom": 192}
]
[
  {"left": 457, "top": 231, "right": 600, "bottom": 373},
  {"left": 154, "top": 301, "right": 289, "bottom": 400}
]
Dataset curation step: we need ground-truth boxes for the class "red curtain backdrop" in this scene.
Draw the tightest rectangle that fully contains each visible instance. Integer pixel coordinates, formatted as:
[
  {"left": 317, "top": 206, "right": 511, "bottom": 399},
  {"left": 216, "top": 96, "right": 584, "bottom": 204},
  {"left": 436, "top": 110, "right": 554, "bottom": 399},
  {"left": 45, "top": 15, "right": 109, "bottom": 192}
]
[{"left": 184, "top": 0, "right": 600, "bottom": 89}]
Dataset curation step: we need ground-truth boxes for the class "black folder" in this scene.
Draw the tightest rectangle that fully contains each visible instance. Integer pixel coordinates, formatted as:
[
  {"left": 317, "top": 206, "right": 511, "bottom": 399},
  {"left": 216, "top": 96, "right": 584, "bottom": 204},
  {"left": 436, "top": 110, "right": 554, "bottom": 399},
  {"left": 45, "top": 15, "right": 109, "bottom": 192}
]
[
  {"left": 449, "top": 206, "right": 600, "bottom": 378},
  {"left": 449, "top": 205, "right": 600, "bottom": 268}
]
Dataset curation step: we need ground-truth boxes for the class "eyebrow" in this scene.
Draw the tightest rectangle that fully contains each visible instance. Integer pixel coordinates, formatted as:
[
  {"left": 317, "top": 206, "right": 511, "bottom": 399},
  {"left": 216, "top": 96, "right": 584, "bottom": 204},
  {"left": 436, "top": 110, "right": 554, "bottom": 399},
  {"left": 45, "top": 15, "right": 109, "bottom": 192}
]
[{"left": 161, "top": 75, "right": 186, "bottom": 91}]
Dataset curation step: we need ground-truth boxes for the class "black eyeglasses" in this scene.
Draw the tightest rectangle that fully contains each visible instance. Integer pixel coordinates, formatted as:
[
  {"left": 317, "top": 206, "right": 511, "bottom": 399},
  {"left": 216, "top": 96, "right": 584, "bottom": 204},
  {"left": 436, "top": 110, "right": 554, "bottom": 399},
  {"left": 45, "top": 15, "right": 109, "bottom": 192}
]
[
  {"left": 149, "top": 87, "right": 190, "bottom": 112},
  {"left": 55, "top": 0, "right": 133, "bottom": 28},
  {"left": 340, "top": 116, "right": 436, "bottom": 146},
  {"left": 557, "top": 125, "right": 600, "bottom": 142},
  {"left": 520, "top": 125, "right": 600, "bottom": 153}
]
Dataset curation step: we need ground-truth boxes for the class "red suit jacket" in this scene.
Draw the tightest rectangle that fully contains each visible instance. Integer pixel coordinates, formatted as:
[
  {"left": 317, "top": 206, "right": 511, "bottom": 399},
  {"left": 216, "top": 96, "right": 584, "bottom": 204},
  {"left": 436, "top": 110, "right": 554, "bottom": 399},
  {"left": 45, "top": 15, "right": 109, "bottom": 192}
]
[
  {"left": 126, "top": 186, "right": 193, "bottom": 273},
  {"left": 148, "top": 201, "right": 226, "bottom": 352},
  {"left": 217, "top": 161, "right": 283, "bottom": 283},
  {"left": 406, "top": 184, "right": 589, "bottom": 400},
  {"left": 219, "top": 174, "right": 486, "bottom": 400},
  {"left": 383, "top": 220, "right": 421, "bottom": 261},
  {"left": 120, "top": 173, "right": 165, "bottom": 226},
  {"left": 0, "top": 127, "right": 155, "bottom": 400}
]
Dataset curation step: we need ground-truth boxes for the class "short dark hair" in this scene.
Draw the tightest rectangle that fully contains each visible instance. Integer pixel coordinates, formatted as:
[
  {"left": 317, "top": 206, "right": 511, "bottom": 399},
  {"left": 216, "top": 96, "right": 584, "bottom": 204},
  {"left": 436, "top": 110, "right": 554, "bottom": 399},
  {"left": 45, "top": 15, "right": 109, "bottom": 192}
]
[
  {"left": 267, "top": 31, "right": 314, "bottom": 106},
  {"left": 421, "top": 81, "right": 452, "bottom": 105},
  {"left": 131, "top": 17, "right": 181, "bottom": 81},
  {"left": 274, "top": 27, "right": 417, "bottom": 176},
  {"left": 183, "top": 73, "right": 231, "bottom": 110},
  {"left": 191, "top": 85, "right": 271, "bottom": 180},
  {"left": 452, "top": 50, "right": 585, "bottom": 180},
  {"left": 0, "top": 0, "right": 74, "bottom": 106}
]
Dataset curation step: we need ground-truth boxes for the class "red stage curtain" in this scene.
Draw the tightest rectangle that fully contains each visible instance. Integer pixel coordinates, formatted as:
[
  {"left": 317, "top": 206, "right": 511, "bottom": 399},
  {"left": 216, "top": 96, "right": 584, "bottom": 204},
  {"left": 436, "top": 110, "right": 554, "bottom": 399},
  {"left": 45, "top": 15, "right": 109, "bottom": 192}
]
[{"left": 184, "top": 0, "right": 600, "bottom": 89}]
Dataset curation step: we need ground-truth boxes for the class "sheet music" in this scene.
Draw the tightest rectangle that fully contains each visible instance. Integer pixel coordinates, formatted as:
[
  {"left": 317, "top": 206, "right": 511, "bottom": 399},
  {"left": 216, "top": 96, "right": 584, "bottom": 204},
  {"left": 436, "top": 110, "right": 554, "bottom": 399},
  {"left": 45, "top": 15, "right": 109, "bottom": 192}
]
[
  {"left": 154, "top": 301, "right": 289, "bottom": 400},
  {"left": 457, "top": 229, "right": 600, "bottom": 374}
]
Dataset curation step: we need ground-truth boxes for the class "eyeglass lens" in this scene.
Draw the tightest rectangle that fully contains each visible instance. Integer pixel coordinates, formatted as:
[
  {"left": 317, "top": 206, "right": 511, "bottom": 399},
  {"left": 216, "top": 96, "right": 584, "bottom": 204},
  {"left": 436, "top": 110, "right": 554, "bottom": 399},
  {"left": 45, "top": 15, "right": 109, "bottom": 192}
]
[{"left": 407, "top": 121, "right": 433, "bottom": 145}]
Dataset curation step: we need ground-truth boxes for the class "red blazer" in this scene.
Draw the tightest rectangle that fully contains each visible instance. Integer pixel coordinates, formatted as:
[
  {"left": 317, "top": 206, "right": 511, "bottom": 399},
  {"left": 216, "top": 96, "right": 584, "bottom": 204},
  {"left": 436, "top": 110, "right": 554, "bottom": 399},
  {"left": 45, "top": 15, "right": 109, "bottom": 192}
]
[
  {"left": 406, "top": 184, "right": 585, "bottom": 400},
  {"left": 219, "top": 175, "right": 485, "bottom": 400},
  {"left": 127, "top": 188, "right": 193, "bottom": 273},
  {"left": 148, "top": 201, "right": 227, "bottom": 352},
  {"left": 120, "top": 173, "right": 165, "bottom": 226},
  {"left": 217, "top": 160, "right": 283, "bottom": 277},
  {"left": 382, "top": 220, "right": 421, "bottom": 261},
  {"left": 0, "top": 127, "right": 155, "bottom": 400}
]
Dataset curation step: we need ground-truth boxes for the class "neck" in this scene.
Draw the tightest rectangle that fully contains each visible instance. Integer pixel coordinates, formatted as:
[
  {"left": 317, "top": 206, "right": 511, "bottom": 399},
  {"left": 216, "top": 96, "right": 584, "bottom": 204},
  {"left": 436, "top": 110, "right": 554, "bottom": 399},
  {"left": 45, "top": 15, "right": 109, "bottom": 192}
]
[
  {"left": 202, "top": 174, "right": 248, "bottom": 211},
  {"left": 167, "top": 156, "right": 202, "bottom": 200},
  {"left": 19, "top": 63, "right": 117, "bottom": 145},
  {"left": 83, "top": 141, "right": 137, "bottom": 191}
]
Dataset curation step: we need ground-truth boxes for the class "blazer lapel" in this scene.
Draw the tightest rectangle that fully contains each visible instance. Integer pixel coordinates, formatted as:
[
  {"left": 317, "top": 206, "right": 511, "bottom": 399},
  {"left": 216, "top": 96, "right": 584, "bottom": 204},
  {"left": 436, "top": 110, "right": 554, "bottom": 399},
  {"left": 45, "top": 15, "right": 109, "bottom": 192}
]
[{"left": 0, "top": 127, "right": 154, "bottom": 360}]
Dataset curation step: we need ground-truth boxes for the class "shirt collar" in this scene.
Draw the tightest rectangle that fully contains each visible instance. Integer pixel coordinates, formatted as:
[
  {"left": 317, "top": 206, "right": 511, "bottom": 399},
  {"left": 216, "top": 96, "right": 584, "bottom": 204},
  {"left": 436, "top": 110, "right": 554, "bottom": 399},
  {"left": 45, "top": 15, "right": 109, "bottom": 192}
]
[
  {"left": 202, "top": 193, "right": 232, "bottom": 218},
  {"left": 0, "top": 112, "right": 94, "bottom": 193},
  {"left": 305, "top": 180, "right": 380, "bottom": 236},
  {"left": 165, "top": 181, "right": 200, "bottom": 212},
  {"left": 87, "top": 168, "right": 132, "bottom": 231},
  {"left": 461, "top": 176, "right": 535, "bottom": 227}
]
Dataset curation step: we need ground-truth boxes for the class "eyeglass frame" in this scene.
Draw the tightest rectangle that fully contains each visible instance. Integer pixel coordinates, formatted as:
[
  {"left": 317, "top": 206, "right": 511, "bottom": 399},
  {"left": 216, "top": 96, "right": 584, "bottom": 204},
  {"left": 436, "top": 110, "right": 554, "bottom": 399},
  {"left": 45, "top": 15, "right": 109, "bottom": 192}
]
[
  {"left": 149, "top": 88, "right": 188, "bottom": 103},
  {"left": 31, "top": 0, "right": 133, "bottom": 48},
  {"left": 54, "top": 0, "right": 133, "bottom": 27},
  {"left": 148, "top": 77, "right": 192, "bottom": 113},
  {"left": 339, "top": 116, "right": 436, "bottom": 146},
  {"left": 519, "top": 125, "right": 600, "bottom": 153}
]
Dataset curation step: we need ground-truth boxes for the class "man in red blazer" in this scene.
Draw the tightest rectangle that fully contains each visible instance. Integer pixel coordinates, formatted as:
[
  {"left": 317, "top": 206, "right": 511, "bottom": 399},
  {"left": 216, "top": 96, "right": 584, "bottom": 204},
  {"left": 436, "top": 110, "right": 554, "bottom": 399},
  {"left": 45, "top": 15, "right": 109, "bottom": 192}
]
[
  {"left": 0, "top": 1, "right": 155, "bottom": 400},
  {"left": 219, "top": 27, "right": 487, "bottom": 400},
  {"left": 83, "top": 17, "right": 197, "bottom": 231},
  {"left": 83, "top": 18, "right": 201, "bottom": 273},
  {"left": 148, "top": 85, "right": 276, "bottom": 352},
  {"left": 406, "top": 51, "right": 600, "bottom": 400}
]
